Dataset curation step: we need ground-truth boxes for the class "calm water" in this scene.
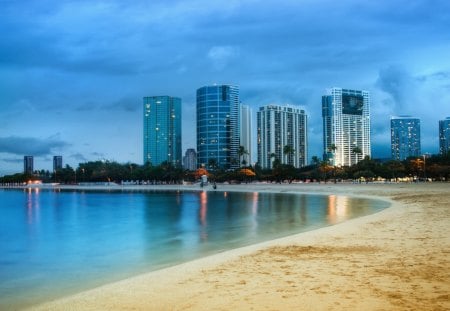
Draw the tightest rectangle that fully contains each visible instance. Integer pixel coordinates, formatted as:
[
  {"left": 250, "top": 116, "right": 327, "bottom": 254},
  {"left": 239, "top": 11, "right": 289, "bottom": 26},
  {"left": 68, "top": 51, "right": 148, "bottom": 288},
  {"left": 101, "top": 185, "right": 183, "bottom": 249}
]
[{"left": 0, "top": 188, "right": 389, "bottom": 310}]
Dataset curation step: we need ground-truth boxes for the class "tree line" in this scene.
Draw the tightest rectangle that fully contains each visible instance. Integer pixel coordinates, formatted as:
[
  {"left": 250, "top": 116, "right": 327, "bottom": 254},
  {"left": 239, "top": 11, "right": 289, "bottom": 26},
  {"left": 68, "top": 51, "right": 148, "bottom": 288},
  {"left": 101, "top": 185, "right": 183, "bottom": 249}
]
[{"left": 1, "top": 152, "right": 450, "bottom": 185}]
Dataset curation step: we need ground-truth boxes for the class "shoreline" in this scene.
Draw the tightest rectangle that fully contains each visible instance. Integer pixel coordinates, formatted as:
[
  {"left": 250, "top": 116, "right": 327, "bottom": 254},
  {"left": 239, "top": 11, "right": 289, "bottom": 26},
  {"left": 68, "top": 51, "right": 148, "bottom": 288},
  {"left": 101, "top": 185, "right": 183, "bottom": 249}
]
[{"left": 24, "top": 183, "right": 450, "bottom": 310}]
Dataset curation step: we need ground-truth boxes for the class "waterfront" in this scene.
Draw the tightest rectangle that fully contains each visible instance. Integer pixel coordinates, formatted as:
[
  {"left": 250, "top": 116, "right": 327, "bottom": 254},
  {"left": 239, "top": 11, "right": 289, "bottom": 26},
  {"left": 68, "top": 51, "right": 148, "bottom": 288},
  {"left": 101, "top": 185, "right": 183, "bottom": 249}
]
[{"left": 0, "top": 187, "right": 388, "bottom": 310}]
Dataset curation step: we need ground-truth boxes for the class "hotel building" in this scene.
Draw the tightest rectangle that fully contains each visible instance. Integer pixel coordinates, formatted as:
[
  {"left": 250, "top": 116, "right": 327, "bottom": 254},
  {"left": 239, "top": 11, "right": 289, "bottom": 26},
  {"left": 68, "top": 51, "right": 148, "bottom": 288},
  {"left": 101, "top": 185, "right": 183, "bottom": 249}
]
[
  {"left": 439, "top": 117, "right": 450, "bottom": 155},
  {"left": 257, "top": 105, "right": 307, "bottom": 169},
  {"left": 390, "top": 116, "right": 421, "bottom": 160},
  {"left": 143, "top": 96, "right": 182, "bottom": 166},
  {"left": 322, "top": 88, "right": 371, "bottom": 166},
  {"left": 196, "top": 85, "right": 240, "bottom": 170},
  {"left": 183, "top": 148, "right": 197, "bottom": 171},
  {"left": 53, "top": 156, "right": 63, "bottom": 171},
  {"left": 240, "top": 104, "right": 252, "bottom": 166},
  {"left": 24, "top": 156, "right": 33, "bottom": 174}
]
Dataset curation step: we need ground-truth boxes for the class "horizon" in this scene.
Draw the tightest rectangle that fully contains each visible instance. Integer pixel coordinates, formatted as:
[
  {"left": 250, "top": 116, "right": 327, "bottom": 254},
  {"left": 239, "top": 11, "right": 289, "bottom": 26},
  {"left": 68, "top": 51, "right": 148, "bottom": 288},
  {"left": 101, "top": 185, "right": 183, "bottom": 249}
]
[{"left": 1, "top": 0, "right": 450, "bottom": 175}]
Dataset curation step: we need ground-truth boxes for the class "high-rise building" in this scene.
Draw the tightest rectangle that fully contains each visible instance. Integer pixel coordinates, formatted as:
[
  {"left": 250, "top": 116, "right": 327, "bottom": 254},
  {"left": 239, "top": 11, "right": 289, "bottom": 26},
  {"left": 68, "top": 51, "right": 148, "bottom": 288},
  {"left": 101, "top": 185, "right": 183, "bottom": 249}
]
[
  {"left": 390, "top": 116, "right": 421, "bottom": 160},
  {"left": 53, "top": 156, "right": 63, "bottom": 171},
  {"left": 24, "top": 156, "right": 33, "bottom": 174},
  {"left": 439, "top": 117, "right": 450, "bottom": 155},
  {"left": 240, "top": 104, "right": 252, "bottom": 166},
  {"left": 196, "top": 85, "right": 240, "bottom": 170},
  {"left": 143, "top": 96, "right": 182, "bottom": 166},
  {"left": 257, "top": 105, "right": 308, "bottom": 169},
  {"left": 183, "top": 148, "right": 197, "bottom": 171},
  {"left": 322, "top": 88, "right": 371, "bottom": 166}
]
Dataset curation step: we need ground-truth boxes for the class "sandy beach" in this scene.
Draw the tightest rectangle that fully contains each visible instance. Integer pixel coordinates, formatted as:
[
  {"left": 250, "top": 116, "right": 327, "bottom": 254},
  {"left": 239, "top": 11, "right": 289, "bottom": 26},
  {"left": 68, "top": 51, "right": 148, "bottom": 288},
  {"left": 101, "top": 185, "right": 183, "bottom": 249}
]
[{"left": 26, "top": 182, "right": 450, "bottom": 311}]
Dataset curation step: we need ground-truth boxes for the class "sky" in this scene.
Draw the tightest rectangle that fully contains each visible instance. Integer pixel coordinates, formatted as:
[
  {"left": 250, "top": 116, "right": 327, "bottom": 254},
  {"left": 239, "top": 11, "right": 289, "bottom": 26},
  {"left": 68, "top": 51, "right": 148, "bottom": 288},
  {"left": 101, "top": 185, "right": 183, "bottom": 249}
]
[{"left": 1, "top": 0, "right": 450, "bottom": 175}]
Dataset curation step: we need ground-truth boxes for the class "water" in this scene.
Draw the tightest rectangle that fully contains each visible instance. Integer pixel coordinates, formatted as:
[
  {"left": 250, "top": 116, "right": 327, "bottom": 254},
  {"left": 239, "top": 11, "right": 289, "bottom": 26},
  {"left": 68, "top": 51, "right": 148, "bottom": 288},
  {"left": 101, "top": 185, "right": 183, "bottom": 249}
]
[{"left": 0, "top": 188, "right": 389, "bottom": 309}]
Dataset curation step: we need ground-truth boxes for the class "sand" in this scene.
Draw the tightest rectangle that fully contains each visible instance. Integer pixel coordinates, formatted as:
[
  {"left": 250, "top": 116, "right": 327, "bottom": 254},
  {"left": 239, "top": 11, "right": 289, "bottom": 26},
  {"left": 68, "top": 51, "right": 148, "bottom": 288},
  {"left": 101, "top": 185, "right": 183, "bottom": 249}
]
[{"left": 26, "top": 182, "right": 450, "bottom": 311}]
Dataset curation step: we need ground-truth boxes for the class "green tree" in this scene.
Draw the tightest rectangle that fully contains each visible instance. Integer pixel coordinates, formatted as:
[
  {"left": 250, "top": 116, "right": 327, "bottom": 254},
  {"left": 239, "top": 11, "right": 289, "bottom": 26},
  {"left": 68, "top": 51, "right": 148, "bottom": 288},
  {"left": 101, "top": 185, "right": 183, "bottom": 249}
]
[{"left": 283, "top": 145, "right": 295, "bottom": 166}]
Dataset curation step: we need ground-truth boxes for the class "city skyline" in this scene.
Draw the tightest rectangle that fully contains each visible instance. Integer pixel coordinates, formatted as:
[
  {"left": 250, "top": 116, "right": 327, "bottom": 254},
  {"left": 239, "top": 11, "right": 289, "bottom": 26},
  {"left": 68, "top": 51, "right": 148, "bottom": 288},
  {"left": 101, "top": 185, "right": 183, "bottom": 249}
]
[{"left": 1, "top": 0, "right": 450, "bottom": 175}]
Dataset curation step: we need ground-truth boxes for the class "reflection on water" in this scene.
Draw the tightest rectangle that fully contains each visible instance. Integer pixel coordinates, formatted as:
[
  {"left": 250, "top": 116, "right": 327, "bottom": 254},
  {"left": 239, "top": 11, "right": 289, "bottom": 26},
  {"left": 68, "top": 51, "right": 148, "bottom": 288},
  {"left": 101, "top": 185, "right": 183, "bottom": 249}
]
[{"left": 0, "top": 189, "right": 388, "bottom": 310}]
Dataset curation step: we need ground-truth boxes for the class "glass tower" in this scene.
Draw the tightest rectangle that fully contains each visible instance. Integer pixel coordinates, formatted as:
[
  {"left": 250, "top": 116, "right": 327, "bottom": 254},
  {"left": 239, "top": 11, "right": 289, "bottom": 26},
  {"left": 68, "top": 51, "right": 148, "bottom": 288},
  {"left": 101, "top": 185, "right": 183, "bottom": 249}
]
[
  {"left": 439, "top": 117, "right": 450, "bottom": 155},
  {"left": 390, "top": 116, "right": 421, "bottom": 160},
  {"left": 24, "top": 156, "right": 33, "bottom": 174},
  {"left": 53, "top": 156, "right": 63, "bottom": 171},
  {"left": 322, "top": 88, "right": 371, "bottom": 166},
  {"left": 143, "top": 96, "right": 182, "bottom": 167},
  {"left": 196, "top": 85, "right": 240, "bottom": 170},
  {"left": 257, "top": 105, "right": 308, "bottom": 169}
]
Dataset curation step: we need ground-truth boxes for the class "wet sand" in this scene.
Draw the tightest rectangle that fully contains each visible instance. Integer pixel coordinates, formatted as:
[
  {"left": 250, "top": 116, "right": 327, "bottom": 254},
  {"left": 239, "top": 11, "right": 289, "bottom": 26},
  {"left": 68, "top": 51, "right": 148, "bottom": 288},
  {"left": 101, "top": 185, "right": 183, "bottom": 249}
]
[{"left": 26, "top": 182, "right": 450, "bottom": 310}]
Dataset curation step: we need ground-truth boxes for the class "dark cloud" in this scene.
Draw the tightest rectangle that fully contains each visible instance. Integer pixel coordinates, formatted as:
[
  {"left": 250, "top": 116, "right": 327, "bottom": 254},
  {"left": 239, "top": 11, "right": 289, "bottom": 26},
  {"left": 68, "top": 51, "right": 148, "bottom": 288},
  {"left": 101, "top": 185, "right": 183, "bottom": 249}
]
[
  {"left": 375, "top": 66, "right": 416, "bottom": 109},
  {"left": 0, "top": 136, "right": 70, "bottom": 156},
  {"left": 101, "top": 98, "right": 139, "bottom": 112},
  {"left": 1, "top": 158, "right": 23, "bottom": 164},
  {"left": 70, "top": 153, "right": 88, "bottom": 162}
]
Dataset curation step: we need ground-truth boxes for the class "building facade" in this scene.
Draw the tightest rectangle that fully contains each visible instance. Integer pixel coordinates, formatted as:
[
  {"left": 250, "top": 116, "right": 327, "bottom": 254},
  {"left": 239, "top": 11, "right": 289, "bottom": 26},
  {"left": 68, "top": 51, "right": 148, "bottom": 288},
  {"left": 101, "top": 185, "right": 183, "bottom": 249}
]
[
  {"left": 196, "top": 85, "right": 240, "bottom": 170},
  {"left": 257, "top": 105, "right": 307, "bottom": 169},
  {"left": 24, "top": 156, "right": 33, "bottom": 174},
  {"left": 322, "top": 88, "right": 371, "bottom": 166},
  {"left": 183, "top": 148, "right": 197, "bottom": 171},
  {"left": 240, "top": 104, "right": 252, "bottom": 166},
  {"left": 439, "top": 117, "right": 450, "bottom": 155},
  {"left": 390, "top": 116, "right": 421, "bottom": 160},
  {"left": 53, "top": 156, "right": 63, "bottom": 171},
  {"left": 143, "top": 96, "right": 182, "bottom": 166}
]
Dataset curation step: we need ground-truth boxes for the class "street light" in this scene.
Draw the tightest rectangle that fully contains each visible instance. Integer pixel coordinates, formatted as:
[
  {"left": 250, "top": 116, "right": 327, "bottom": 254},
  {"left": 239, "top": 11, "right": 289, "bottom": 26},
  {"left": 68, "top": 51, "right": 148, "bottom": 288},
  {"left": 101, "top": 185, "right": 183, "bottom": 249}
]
[{"left": 423, "top": 154, "right": 427, "bottom": 181}]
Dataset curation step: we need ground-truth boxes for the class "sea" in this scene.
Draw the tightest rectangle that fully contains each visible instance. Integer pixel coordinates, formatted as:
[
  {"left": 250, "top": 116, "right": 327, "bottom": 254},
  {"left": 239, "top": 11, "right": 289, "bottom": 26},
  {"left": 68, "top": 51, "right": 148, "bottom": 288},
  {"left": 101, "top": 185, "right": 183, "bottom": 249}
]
[{"left": 0, "top": 187, "right": 389, "bottom": 310}]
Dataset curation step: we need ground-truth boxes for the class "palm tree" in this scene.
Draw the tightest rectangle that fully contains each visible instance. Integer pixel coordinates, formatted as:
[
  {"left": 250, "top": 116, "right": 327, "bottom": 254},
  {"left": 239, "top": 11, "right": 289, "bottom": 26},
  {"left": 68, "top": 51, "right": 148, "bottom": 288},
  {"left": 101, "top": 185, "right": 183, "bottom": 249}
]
[
  {"left": 352, "top": 146, "right": 362, "bottom": 162},
  {"left": 269, "top": 153, "right": 277, "bottom": 169},
  {"left": 283, "top": 145, "right": 295, "bottom": 166},
  {"left": 237, "top": 146, "right": 249, "bottom": 167},
  {"left": 311, "top": 156, "right": 320, "bottom": 167},
  {"left": 327, "top": 144, "right": 337, "bottom": 165}
]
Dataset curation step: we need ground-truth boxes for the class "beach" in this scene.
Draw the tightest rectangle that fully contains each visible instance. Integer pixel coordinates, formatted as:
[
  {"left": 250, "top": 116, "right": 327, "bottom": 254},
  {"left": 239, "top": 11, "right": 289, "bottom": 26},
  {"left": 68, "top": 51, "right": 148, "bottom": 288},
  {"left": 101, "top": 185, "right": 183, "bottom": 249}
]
[{"left": 26, "top": 182, "right": 450, "bottom": 311}]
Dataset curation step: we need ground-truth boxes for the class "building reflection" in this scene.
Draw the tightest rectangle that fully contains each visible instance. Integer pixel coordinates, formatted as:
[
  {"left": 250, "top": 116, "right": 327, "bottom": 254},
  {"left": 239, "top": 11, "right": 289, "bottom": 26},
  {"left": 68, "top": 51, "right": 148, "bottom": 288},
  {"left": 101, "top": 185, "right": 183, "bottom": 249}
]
[
  {"left": 199, "top": 191, "right": 208, "bottom": 241},
  {"left": 327, "top": 194, "right": 349, "bottom": 224},
  {"left": 26, "top": 187, "right": 40, "bottom": 225}
]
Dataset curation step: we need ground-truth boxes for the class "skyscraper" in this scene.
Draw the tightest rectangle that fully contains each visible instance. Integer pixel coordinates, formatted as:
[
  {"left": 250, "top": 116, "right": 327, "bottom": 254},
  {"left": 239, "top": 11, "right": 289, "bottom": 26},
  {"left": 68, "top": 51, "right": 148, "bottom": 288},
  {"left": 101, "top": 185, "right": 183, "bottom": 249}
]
[
  {"left": 322, "top": 88, "right": 371, "bottom": 166},
  {"left": 183, "top": 148, "right": 197, "bottom": 171},
  {"left": 257, "top": 105, "right": 308, "bottom": 169},
  {"left": 24, "top": 156, "right": 33, "bottom": 174},
  {"left": 240, "top": 104, "right": 252, "bottom": 166},
  {"left": 439, "top": 117, "right": 450, "bottom": 155},
  {"left": 391, "top": 116, "right": 421, "bottom": 160},
  {"left": 143, "top": 96, "right": 182, "bottom": 166},
  {"left": 196, "top": 85, "right": 240, "bottom": 170},
  {"left": 53, "top": 156, "right": 63, "bottom": 171}
]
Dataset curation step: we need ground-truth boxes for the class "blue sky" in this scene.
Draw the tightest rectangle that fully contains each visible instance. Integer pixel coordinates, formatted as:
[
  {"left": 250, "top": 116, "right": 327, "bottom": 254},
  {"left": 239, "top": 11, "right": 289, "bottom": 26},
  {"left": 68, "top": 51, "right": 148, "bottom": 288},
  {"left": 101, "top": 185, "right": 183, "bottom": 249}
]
[{"left": 1, "top": 0, "right": 450, "bottom": 175}]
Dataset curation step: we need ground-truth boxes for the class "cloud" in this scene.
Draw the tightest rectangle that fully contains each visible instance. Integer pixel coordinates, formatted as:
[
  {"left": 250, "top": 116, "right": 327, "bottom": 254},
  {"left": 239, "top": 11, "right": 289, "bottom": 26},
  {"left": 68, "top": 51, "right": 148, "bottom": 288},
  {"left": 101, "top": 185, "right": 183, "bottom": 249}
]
[
  {"left": 0, "top": 136, "right": 70, "bottom": 156},
  {"left": 375, "top": 65, "right": 417, "bottom": 109},
  {"left": 1, "top": 158, "right": 23, "bottom": 164},
  {"left": 70, "top": 153, "right": 88, "bottom": 162},
  {"left": 101, "top": 97, "right": 139, "bottom": 112},
  {"left": 207, "top": 46, "right": 240, "bottom": 70}
]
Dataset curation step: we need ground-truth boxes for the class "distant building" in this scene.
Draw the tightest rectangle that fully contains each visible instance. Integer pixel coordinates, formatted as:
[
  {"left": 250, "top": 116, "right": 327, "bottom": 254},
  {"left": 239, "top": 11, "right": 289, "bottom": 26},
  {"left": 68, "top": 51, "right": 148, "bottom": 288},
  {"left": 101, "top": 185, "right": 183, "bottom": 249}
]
[
  {"left": 183, "top": 148, "right": 197, "bottom": 171},
  {"left": 196, "top": 85, "right": 240, "bottom": 170},
  {"left": 391, "top": 116, "right": 421, "bottom": 160},
  {"left": 53, "top": 156, "right": 63, "bottom": 171},
  {"left": 240, "top": 104, "right": 252, "bottom": 166},
  {"left": 439, "top": 117, "right": 450, "bottom": 155},
  {"left": 257, "top": 105, "right": 308, "bottom": 169},
  {"left": 24, "top": 156, "right": 33, "bottom": 174},
  {"left": 322, "top": 88, "right": 371, "bottom": 166},
  {"left": 143, "top": 96, "right": 182, "bottom": 167}
]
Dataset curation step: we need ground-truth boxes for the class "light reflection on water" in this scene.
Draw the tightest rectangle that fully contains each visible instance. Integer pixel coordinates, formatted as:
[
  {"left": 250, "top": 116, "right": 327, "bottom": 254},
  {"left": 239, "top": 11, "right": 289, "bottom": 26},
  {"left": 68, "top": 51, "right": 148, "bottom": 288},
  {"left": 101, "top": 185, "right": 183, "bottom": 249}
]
[{"left": 0, "top": 188, "right": 388, "bottom": 310}]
